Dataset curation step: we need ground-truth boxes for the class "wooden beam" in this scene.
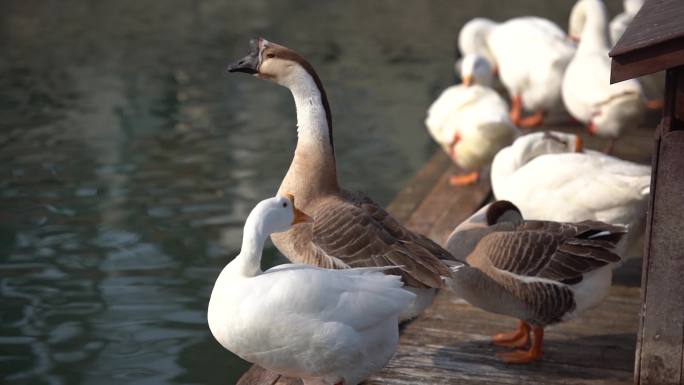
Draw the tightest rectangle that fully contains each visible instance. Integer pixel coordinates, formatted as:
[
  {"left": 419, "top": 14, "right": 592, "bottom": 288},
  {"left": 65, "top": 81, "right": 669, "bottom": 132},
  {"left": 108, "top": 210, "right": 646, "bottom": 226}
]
[
  {"left": 610, "top": 0, "right": 684, "bottom": 59},
  {"left": 609, "top": 0, "right": 684, "bottom": 83},
  {"left": 611, "top": 37, "right": 684, "bottom": 83},
  {"left": 236, "top": 366, "right": 285, "bottom": 385},
  {"left": 636, "top": 67, "right": 684, "bottom": 385},
  {"left": 676, "top": 68, "right": 684, "bottom": 127},
  {"left": 386, "top": 150, "right": 452, "bottom": 224}
]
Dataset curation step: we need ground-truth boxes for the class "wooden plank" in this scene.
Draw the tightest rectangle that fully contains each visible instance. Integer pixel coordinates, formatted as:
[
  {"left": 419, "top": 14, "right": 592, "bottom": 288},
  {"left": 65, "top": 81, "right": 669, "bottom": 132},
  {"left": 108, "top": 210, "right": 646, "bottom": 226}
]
[
  {"left": 426, "top": 167, "right": 491, "bottom": 244},
  {"left": 236, "top": 365, "right": 285, "bottom": 385},
  {"left": 611, "top": 37, "right": 684, "bottom": 83},
  {"left": 366, "top": 283, "right": 639, "bottom": 385},
  {"left": 402, "top": 161, "right": 490, "bottom": 238},
  {"left": 552, "top": 125, "right": 654, "bottom": 164},
  {"left": 385, "top": 150, "right": 452, "bottom": 224},
  {"left": 636, "top": 67, "right": 684, "bottom": 385},
  {"left": 637, "top": 130, "right": 684, "bottom": 385},
  {"left": 676, "top": 66, "right": 684, "bottom": 128},
  {"left": 609, "top": 0, "right": 684, "bottom": 82}
]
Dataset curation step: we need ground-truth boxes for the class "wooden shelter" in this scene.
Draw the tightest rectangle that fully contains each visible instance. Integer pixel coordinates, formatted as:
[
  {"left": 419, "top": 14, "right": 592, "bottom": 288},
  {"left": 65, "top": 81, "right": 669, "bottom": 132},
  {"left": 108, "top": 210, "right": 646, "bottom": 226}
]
[{"left": 609, "top": 0, "right": 684, "bottom": 384}]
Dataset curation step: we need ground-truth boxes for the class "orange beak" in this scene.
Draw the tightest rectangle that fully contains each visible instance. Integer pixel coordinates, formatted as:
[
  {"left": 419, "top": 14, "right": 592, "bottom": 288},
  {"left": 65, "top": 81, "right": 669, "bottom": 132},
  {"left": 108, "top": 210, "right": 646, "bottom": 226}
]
[
  {"left": 587, "top": 121, "right": 597, "bottom": 136},
  {"left": 463, "top": 75, "right": 473, "bottom": 87},
  {"left": 284, "top": 193, "right": 313, "bottom": 225},
  {"left": 292, "top": 206, "right": 313, "bottom": 225},
  {"left": 574, "top": 135, "right": 584, "bottom": 153}
]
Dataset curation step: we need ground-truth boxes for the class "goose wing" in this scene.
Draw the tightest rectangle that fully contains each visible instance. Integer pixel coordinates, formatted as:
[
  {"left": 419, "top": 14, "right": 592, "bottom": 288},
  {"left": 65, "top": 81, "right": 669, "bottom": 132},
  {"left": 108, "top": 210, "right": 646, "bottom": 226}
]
[
  {"left": 471, "top": 220, "right": 625, "bottom": 283},
  {"left": 425, "top": 85, "right": 480, "bottom": 146},
  {"left": 308, "top": 192, "right": 456, "bottom": 289},
  {"left": 259, "top": 265, "right": 416, "bottom": 330},
  {"left": 503, "top": 152, "right": 650, "bottom": 223},
  {"left": 565, "top": 53, "right": 642, "bottom": 117},
  {"left": 231, "top": 265, "right": 414, "bottom": 366}
]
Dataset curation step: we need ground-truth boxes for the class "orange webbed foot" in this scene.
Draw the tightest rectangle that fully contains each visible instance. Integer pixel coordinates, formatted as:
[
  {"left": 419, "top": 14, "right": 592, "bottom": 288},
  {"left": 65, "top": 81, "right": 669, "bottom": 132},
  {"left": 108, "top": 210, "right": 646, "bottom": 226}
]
[
  {"left": 492, "top": 321, "right": 530, "bottom": 348},
  {"left": 449, "top": 171, "right": 479, "bottom": 186},
  {"left": 518, "top": 110, "right": 545, "bottom": 128},
  {"left": 509, "top": 95, "right": 522, "bottom": 126},
  {"left": 492, "top": 334, "right": 530, "bottom": 349},
  {"left": 496, "top": 349, "right": 542, "bottom": 364},
  {"left": 646, "top": 99, "right": 664, "bottom": 110},
  {"left": 495, "top": 326, "right": 544, "bottom": 364}
]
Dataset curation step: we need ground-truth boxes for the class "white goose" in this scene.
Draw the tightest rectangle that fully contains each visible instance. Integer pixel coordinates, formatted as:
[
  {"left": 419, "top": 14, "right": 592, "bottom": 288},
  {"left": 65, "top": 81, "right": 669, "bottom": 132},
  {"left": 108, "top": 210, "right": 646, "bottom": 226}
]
[
  {"left": 491, "top": 131, "right": 651, "bottom": 257},
  {"left": 208, "top": 194, "right": 416, "bottom": 385},
  {"left": 458, "top": 16, "right": 576, "bottom": 128},
  {"left": 425, "top": 54, "right": 519, "bottom": 186},
  {"left": 563, "top": 0, "right": 646, "bottom": 153},
  {"left": 609, "top": 0, "right": 665, "bottom": 107}
]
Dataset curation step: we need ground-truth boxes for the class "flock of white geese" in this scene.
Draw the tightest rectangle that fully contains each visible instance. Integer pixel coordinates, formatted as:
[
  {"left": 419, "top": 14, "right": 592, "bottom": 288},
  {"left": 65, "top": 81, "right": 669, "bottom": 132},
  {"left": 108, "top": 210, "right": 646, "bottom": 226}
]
[{"left": 208, "top": 1, "right": 654, "bottom": 384}]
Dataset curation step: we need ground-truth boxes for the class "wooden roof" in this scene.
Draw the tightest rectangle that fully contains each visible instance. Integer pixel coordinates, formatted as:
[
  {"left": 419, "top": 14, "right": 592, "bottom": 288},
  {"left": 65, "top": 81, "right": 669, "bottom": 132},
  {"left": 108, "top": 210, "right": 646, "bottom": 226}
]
[{"left": 609, "top": 0, "right": 684, "bottom": 83}]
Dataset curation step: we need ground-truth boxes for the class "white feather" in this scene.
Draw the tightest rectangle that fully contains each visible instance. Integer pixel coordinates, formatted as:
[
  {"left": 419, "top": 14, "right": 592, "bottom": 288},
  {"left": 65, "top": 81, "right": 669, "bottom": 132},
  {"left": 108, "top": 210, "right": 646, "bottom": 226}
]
[{"left": 491, "top": 131, "right": 651, "bottom": 258}]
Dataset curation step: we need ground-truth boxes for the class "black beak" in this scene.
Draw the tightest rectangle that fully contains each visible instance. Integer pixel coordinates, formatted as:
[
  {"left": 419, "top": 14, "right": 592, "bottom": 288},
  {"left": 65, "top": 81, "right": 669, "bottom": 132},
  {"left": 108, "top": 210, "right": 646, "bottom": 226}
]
[{"left": 227, "top": 39, "right": 260, "bottom": 74}]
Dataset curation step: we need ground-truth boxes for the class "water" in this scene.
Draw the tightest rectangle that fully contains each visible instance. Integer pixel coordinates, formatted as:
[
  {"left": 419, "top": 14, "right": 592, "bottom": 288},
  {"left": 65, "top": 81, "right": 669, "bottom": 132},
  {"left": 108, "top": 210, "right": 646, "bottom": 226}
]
[{"left": 0, "top": 1, "right": 622, "bottom": 384}]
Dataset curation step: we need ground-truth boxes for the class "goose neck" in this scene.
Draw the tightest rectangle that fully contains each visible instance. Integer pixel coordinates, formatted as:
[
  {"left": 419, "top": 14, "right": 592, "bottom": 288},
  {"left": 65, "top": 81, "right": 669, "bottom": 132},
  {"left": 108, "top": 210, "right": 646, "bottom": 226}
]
[
  {"left": 280, "top": 66, "right": 339, "bottom": 203},
  {"left": 578, "top": 0, "right": 610, "bottom": 53},
  {"left": 229, "top": 217, "right": 267, "bottom": 278}
]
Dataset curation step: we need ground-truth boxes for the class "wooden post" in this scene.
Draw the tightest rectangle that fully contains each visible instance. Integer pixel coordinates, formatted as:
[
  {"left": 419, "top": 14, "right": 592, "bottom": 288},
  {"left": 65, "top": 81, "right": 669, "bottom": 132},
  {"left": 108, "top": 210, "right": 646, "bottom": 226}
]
[{"left": 635, "top": 65, "right": 684, "bottom": 385}]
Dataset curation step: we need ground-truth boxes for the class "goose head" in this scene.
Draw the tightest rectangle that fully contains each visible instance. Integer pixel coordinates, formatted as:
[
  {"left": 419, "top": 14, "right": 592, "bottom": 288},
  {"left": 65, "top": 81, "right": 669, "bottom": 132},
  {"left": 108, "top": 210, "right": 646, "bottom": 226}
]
[
  {"left": 446, "top": 200, "right": 522, "bottom": 261},
  {"left": 568, "top": 1, "right": 586, "bottom": 41},
  {"left": 491, "top": 132, "right": 582, "bottom": 182},
  {"left": 227, "top": 38, "right": 322, "bottom": 90},
  {"left": 458, "top": 18, "right": 497, "bottom": 70},
  {"left": 245, "top": 194, "right": 313, "bottom": 237},
  {"left": 227, "top": 38, "right": 335, "bottom": 157},
  {"left": 512, "top": 131, "right": 583, "bottom": 164},
  {"left": 460, "top": 54, "right": 494, "bottom": 87},
  {"left": 568, "top": 0, "right": 609, "bottom": 46}
]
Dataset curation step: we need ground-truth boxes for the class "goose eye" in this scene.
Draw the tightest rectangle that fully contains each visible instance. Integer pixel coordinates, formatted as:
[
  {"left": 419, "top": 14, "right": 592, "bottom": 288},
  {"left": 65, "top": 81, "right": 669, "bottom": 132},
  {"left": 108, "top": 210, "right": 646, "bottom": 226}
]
[
  {"left": 282, "top": 202, "right": 287, "bottom": 208},
  {"left": 266, "top": 53, "right": 275, "bottom": 59}
]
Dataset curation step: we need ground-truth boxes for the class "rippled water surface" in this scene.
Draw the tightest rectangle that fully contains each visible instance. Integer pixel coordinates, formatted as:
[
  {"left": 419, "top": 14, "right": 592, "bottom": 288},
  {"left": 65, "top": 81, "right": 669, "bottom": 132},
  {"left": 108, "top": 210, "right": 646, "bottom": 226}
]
[{"left": 1, "top": 1, "right": 622, "bottom": 384}]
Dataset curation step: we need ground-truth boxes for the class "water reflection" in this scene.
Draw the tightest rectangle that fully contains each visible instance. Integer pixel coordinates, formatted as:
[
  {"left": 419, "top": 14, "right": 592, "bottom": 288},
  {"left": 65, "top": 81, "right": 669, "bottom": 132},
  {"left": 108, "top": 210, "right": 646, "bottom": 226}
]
[{"left": 1, "top": 1, "right": 622, "bottom": 384}]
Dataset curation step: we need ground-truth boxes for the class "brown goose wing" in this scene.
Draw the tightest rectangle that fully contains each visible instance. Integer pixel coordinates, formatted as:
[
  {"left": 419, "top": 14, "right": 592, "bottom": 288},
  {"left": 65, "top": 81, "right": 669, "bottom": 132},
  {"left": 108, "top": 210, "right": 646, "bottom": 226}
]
[
  {"left": 356, "top": 194, "right": 455, "bottom": 261},
  {"left": 473, "top": 220, "right": 625, "bottom": 283},
  {"left": 310, "top": 193, "right": 454, "bottom": 289}
]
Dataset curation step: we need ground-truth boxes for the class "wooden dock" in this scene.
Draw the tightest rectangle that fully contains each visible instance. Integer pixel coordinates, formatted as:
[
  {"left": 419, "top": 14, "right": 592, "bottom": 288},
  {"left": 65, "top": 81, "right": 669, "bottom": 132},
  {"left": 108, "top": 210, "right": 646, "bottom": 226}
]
[
  {"left": 366, "top": 125, "right": 650, "bottom": 385},
  {"left": 238, "top": 124, "right": 653, "bottom": 385}
]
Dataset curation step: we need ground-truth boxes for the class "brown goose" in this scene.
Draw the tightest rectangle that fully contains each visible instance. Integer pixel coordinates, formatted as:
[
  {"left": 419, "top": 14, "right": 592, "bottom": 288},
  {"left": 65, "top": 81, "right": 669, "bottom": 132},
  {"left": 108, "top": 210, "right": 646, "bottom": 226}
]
[
  {"left": 227, "top": 38, "right": 458, "bottom": 319},
  {"left": 445, "top": 200, "right": 625, "bottom": 363}
]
